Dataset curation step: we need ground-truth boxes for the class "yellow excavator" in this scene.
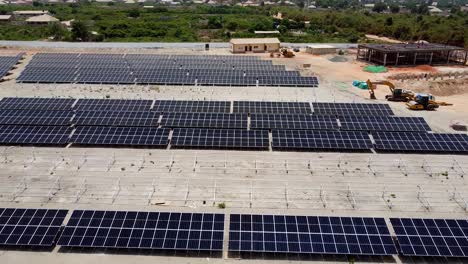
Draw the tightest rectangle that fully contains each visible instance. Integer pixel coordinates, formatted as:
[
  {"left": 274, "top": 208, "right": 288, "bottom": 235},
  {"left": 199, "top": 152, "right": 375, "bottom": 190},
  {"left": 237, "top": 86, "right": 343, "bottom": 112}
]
[
  {"left": 366, "top": 80, "right": 452, "bottom": 110},
  {"left": 366, "top": 80, "right": 413, "bottom": 101}
]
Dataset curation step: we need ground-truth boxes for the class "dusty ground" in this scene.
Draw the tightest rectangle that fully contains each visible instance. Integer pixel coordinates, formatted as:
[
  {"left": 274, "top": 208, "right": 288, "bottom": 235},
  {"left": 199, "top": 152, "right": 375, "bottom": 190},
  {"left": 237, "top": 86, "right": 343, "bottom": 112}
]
[{"left": 0, "top": 47, "right": 467, "bottom": 263}]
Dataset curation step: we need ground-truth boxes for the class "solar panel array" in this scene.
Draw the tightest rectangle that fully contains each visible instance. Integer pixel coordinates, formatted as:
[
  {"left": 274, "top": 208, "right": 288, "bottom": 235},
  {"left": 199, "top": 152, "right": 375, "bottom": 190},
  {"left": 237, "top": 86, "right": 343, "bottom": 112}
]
[
  {"left": 313, "top": 102, "right": 394, "bottom": 116},
  {"left": 161, "top": 113, "right": 247, "bottom": 129},
  {"left": 17, "top": 53, "right": 318, "bottom": 87},
  {"left": 0, "top": 208, "right": 68, "bottom": 247},
  {"left": 251, "top": 114, "right": 338, "bottom": 130},
  {"left": 229, "top": 214, "right": 397, "bottom": 255},
  {"left": 71, "top": 127, "right": 170, "bottom": 146},
  {"left": 0, "top": 110, "right": 73, "bottom": 126},
  {"left": 74, "top": 99, "right": 153, "bottom": 112},
  {"left": 391, "top": 218, "right": 468, "bottom": 257},
  {"left": 373, "top": 132, "right": 468, "bottom": 152},
  {"left": 0, "top": 97, "right": 466, "bottom": 153},
  {"left": 0, "top": 54, "right": 23, "bottom": 80},
  {"left": 74, "top": 111, "right": 159, "bottom": 127},
  {"left": 0, "top": 97, "right": 75, "bottom": 111},
  {"left": 153, "top": 100, "right": 230, "bottom": 113},
  {"left": 272, "top": 130, "right": 373, "bottom": 151},
  {"left": 58, "top": 210, "right": 225, "bottom": 251},
  {"left": 172, "top": 128, "right": 269, "bottom": 149},
  {"left": 0, "top": 126, "right": 72, "bottom": 145},
  {"left": 3, "top": 207, "right": 468, "bottom": 259},
  {"left": 339, "top": 116, "right": 431, "bottom": 132},
  {"left": 234, "top": 101, "right": 312, "bottom": 114}
]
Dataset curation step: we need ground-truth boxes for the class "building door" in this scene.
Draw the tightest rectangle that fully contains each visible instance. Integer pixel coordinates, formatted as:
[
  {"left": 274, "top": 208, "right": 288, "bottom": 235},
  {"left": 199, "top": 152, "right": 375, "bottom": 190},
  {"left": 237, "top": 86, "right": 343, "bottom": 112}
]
[
  {"left": 245, "top": 46, "right": 248, "bottom": 52},
  {"left": 249, "top": 46, "right": 252, "bottom": 52},
  {"left": 264, "top": 45, "right": 267, "bottom": 51}
]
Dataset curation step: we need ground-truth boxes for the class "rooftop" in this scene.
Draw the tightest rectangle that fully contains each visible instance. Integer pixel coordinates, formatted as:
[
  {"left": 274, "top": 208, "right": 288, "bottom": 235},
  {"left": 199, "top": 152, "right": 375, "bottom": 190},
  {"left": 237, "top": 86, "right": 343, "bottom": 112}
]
[
  {"left": 26, "top": 14, "right": 59, "bottom": 23},
  {"left": 230, "top": 38, "right": 280, "bottom": 45},
  {"left": 358, "top": 43, "right": 465, "bottom": 52},
  {"left": 13, "top": 10, "right": 49, "bottom": 15},
  {"left": 0, "top": 15, "right": 11, "bottom": 20}
]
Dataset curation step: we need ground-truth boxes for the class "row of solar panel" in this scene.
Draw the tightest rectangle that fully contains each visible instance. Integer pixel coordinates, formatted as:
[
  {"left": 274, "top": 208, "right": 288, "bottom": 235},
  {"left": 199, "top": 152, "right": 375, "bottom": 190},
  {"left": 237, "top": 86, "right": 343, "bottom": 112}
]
[
  {"left": 18, "top": 74, "right": 317, "bottom": 87},
  {"left": 18, "top": 53, "right": 316, "bottom": 86},
  {"left": 31, "top": 53, "right": 264, "bottom": 61},
  {"left": 21, "top": 69, "right": 298, "bottom": 77},
  {"left": 0, "top": 110, "right": 431, "bottom": 132},
  {"left": 0, "top": 98, "right": 394, "bottom": 116},
  {"left": 1, "top": 208, "right": 468, "bottom": 258},
  {"left": 0, "top": 126, "right": 466, "bottom": 152},
  {"left": 0, "top": 54, "right": 23, "bottom": 80}
]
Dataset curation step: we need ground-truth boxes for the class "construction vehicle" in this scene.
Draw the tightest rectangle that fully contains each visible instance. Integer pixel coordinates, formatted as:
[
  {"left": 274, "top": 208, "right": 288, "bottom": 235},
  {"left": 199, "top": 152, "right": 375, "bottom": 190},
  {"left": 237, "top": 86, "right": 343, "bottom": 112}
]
[
  {"left": 406, "top": 93, "right": 452, "bottom": 111},
  {"left": 280, "top": 48, "right": 295, "bottom": 58},
  {"left": 365, "top": 79, "right": 452, "bottom": 110},
  {"left": 366, "top": 79, "right": 413, "bottom": 101}
]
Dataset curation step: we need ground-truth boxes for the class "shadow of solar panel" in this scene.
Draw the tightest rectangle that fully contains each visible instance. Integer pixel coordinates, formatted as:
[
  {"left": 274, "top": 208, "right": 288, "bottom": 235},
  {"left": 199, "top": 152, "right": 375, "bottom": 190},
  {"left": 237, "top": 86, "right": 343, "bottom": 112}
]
[
  {"left": 153, "top": 100, "right": 230, "bottom": 113},
  {"left": 339, "top": 116, "right": 431, "bottom": 132},
  {"left": 313, "top": 103, "right": 394, "bottom": 116},
  {"left": 71, "top": 126, "right": 170, "bottom": 146},
  {"left": 161, "top": 113, "right": 247, "bottom": 129},
  {"left": 390, "top": 218, "right": 468, "bottom": 257},
  {"left": 0, "top": 126, "right": 71, "bottom": 145},
  {"left": 0, "top": 208, "right": 68, "bottom": 247},
  {"left": 0, "top": 110, "right": 73, "bottom": 126},
  {"left": 234, "top": 101, "right": 312, "bottom": 114},
  {"left": 0, "top": 97, "right": 75, "bottom": 111},
  {"left": 74, "top": 111, "right": 159, "bottom": 127},
  {"left": 58, "top": 210, "right": 224, "bottom": 251},
  {"left": 251, "top": 114, "right": 338, "bottom": 130},
  {"left": 373, "top": 132, "right": 468, "bottom": 152},
  {"left": 229, "top": 214, "right": 397, "bottom": 255},
  {"left": 171, "top": 128, "right": 269, "bottom": 149},
  {"left": 74, "top": 99, "right": 153, "bottom": 112},
  {"left": 272, "top": 130, "right": 372, "bottom": 150}
]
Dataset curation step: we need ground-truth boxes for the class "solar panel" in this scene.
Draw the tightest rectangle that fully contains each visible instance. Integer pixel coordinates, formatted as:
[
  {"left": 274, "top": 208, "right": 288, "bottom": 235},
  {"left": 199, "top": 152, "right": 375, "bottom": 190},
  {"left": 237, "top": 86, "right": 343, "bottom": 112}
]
[
  {"left": 171, "top": 128, "right": 269, "bottom": 149},
  {"left": 272, "top": 130, "right": 372, "bottom": 150},
  {"left": 73, "top": 111, "right": 160, "bottom": 127},
  {"left": 390, "top": 218, "right": 468, "bottom": 257},
  {"left": 74, "top": 99, "right": 153, "bottom": 112},
  {"left": 19, "top": 53, "right": 317, "bottom": 87},
  {"left": 313, "top": 103, "right": 394, "bottom": 116},
  {"left": 71, "top": 126, "right": 170, "bottom": 146},
  {"left": 0, "top": 97, "right": 75, "bottom": 111},
  {"left": 339, "top": 116, "right": 431, "bottom": 132},
  {"left": 373, "top": 132, "right": 468, "bottom": 152},
  {"left": 229, "top": 214, "right": 397, "bottom": 255},
  {"left": 234, "top": 101, "right": 312, "bottom": 114},
  {"left": 251, "top": 114, "right": 338, "bottom": 130},
  {"left": 0, "top": 208, "right": 68, "bottom": 247},
  {"left": 58, "top": 210, "right": 225, "bottom": 251},
  {"left": 161, "top": 113, "right": 247, "bottom": 129},
  {"left": 0, "top": 54, "right": 22, "bottom": 80},
  {"left": 0, "top": 110, "right": 73, "bottom": 126},
  {"left": 153, "top": 100, "right": 230, "bottom": 113},
  {"left": 0, "top": 125, "right": 71, "bottom": 145}
]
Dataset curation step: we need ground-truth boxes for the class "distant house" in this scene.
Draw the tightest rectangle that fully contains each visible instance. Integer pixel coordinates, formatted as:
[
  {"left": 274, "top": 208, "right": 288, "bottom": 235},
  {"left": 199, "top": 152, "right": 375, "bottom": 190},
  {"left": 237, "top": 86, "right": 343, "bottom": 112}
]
[
  {"left": 230, "top": 38, "right": 280, "bottom": 53},
  {"left": 26, "top": 14, "right": 59, "bottom": 25},
  {"left": 428, "top": 6, "right": 443, "bottom": 15},
  {"left": 0, "top": 15, "right": 12, "bottom": 23},
  {"left": 254, "top": 30, "right": 280, "bottom": 35},
  {"left": 13, "top": 10, "right": 49, "bottom": 18},
  {"left": 460, "top": 4, "right": 468, "bottom": 12}
]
